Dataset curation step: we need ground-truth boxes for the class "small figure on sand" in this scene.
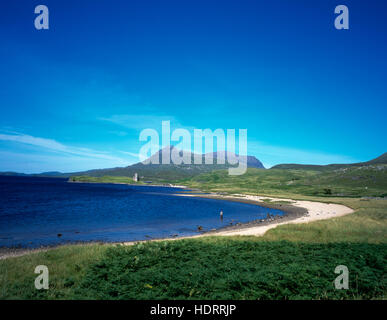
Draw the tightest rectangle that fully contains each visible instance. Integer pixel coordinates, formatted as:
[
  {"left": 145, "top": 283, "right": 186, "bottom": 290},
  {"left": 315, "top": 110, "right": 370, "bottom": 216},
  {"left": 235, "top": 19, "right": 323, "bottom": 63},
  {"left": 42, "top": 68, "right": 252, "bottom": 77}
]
[{"left": 220, "top": 210, "right": 223, "bottom": 220}]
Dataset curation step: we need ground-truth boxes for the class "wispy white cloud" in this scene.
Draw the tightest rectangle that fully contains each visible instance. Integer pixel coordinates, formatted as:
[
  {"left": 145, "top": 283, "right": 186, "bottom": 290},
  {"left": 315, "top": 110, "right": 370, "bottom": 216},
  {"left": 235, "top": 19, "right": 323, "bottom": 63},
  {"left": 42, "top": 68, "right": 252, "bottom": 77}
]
[
  {"left": 99, "top": 114, "right": 177, "bottom": 130},
  {"left": 0, "top": 132, "right": 131, "bottom": 171},
  {"left": 120, "top": 150, "right": 140, "bottom": 158},
  {"left": 0, "top": 130, "right": 359, "bottom": 173},
  {"left": 99, "top": 114, "right": 197, "bottom": 132},
  {"left": 0, "top": 150, "right": 128, "bottom": 174}
]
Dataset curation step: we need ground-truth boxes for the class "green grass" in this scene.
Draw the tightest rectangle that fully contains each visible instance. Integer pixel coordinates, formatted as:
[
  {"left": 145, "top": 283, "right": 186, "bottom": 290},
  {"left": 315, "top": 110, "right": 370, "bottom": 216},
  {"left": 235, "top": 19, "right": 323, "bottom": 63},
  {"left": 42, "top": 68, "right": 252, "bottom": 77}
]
[
  {"left": 71, "top": 165, "right": 387, "bottom": 198},
  {"left": 69, "top": 176, "right": 145, "bottom": 184},
  {"left": 261, "top": 199, "right": 295, "bottom": 205},
  {"left": 77, "top": 240, "right": 387, "bottom": 300},
  {"left": 261, "top": 198, "right": 387, "bottom": 243},
  {"left": 0, "top": 244, "right": 109, "bottom": 299},
  {"left": 181, "top": 166, "right": 387, "bottom": 198},
  {"left": 1, "top": 239, "right": 385, "bottom": 300}
]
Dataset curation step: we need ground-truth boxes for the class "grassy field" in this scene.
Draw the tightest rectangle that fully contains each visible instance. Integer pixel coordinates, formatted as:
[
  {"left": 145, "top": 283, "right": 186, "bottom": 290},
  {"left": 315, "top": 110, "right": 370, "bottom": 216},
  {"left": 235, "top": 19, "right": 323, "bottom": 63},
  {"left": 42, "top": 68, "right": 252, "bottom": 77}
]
[
  {"left": 68, "top": 175, "right": 145, "bottom": 184},
  {"left": 181, "top": 165, "right": 387, "bottom": 198},
  {"left": 70, "top": 163, "right": 387, "bottom": 198},
  {"left": 1, "top": 238, "right": 385, "bottom": 300},
  {"left": 0, "top": 244, "right": 109, "bottom": 299},
  {"left": 71, "top": 165, "right": 387, "bottom": 198},
  {"left": 262, "top": 198, "right": 386, "bottom": 243},
  {"left": 2, "top": 166, "right": 386, "bottom": 300}
]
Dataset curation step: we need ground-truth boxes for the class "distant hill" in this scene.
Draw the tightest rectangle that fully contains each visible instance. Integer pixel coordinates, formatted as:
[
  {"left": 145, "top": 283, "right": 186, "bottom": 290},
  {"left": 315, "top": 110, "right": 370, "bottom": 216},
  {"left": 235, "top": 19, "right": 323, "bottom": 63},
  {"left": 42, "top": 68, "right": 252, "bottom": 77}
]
[
  {"left": 0, "top": 146, "right": 264, "bottom": 182},
  {"left": 38, "top": 171, "right": 69, "bottom": 177},
  {"left": 0, "top": 171, "right": 28, "bottom": 176},
  {"left": 4, "top": 151, "right": 385, "bottom": 183},
  {"left": 70, "top": 146, "right": 265, "bottom": 182},
  {"left": 0, "top": 171, "right": 70, "bottom": 178},
  {"left": 271, "top": 152, "right": 387, "bottom": 171}
]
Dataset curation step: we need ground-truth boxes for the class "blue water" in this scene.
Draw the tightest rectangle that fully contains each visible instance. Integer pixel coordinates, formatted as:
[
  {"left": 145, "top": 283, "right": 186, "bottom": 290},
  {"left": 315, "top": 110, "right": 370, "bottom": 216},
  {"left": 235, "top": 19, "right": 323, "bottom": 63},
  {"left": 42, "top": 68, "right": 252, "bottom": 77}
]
[{"left": 0, "top": 176, "right": 284, "bottom": 248}]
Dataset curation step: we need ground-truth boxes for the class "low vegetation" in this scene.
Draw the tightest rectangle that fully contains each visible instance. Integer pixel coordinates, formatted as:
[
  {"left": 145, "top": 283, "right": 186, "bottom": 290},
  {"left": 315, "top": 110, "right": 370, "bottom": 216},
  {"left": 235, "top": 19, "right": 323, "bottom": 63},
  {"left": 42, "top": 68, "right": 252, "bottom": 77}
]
[
  {"left": 71, "top": 164, "right": 387, "bottom": 198},
  {"left": 181, "top": 165, "right": 387, "bottom": 198},
  {"left": 69, "top": 176, "right": 144, "bottom": 184},
  {"left": 262, "top": 198, "right": 387, "bottom": 243},
  {"left": 76, "top": 240, "right": 386, "bottom": 300},
  {"left": 0, "top": 244, "right": 109, "bottom": 299},
  {"left": 1, "top": 239, "right": 385, "bottom": 299}
]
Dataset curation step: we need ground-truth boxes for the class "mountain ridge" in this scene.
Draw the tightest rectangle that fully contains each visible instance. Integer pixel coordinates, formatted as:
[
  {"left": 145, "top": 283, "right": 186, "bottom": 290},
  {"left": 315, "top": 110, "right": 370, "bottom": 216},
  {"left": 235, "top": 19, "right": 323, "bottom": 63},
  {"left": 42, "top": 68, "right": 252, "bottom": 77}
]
[
  {"left": 70, "top": 146, "right": 265, "bottom": 181},
  {"left": 0, "top": 146, "right": 264, "bottom": 180},
  {"left": 271, "top": 152, "right": 387, "bottom": 171},
  {"left": 1, "top": 151, "right": 386, "bottom": 178}
]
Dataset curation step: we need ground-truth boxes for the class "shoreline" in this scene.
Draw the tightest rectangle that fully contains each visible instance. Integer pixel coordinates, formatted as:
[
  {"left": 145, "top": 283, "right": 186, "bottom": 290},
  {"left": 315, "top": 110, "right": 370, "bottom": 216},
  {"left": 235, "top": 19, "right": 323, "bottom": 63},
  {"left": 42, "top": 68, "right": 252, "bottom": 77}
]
[
  {"left": 171, "top": 193, "right": 308, "bottom": 235},
  {"left": 202, "top": 194, "right": 354, "bottom": 236},
  {"left": 0, "top": 191, "right": 354, "bottom": 260}
]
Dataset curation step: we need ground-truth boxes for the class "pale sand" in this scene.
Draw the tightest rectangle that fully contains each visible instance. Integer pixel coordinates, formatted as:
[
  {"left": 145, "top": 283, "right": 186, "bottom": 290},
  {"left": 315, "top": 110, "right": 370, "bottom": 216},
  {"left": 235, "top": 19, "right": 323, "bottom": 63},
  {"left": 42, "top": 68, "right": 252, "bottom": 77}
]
[{"left": 202, "top": 194, "right": 354, "bottom": 236}]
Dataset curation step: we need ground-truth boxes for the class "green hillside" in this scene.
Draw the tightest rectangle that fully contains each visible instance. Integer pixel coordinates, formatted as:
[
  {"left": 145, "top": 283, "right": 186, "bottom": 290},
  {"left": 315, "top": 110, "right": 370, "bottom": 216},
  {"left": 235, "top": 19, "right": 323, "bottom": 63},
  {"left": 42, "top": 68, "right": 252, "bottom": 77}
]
[
  {"left": 272, "top": 152, "right": 387, "bottom": 171},
  {"left": 181, "top": 165, "right": 387, "bottom": 197},
  {"left": 68, "top": 148, "right": 264, "bottom": 183},
  {"left": 68, "top": 152, "right": 387, "bottom": 186},
  {"left": 76, "top": 163, "right": 241, "bottom": 182},
  {"left": 71, "top": 163, "right": 387, "bottom": 198}
]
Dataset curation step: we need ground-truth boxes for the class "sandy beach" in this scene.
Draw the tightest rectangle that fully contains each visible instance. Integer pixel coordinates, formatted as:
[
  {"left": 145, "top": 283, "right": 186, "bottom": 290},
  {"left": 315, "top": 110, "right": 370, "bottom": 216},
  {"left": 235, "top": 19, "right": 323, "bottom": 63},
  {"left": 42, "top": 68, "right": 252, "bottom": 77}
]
[{"left": 185, "top": 193, "right": 354, "bottom": 236}]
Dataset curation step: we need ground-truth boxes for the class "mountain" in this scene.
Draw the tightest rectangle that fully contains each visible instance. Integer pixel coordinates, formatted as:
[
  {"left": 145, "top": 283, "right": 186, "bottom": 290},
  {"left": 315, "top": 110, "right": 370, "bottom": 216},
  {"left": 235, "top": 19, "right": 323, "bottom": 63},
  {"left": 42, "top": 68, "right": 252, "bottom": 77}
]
[
  {"left": 2, "top": 151, "right": 385, "bottom": 180},
  {"left": 0, "top": 146, "right": 264, "bottom": 181},
  {"left": 205, "top": 150, "right": 264, "bottom": 168},
  {"left": 272, "top": 152, "right": 387, "bottom": 171},
  {"left": 142, "top": 147, "right": 264, "bottom": 168},
  {"left": 364, "top": 152, "right": 387, "bottom": 165},
  {"left": 69, "top": 146, "right": 265, "bottom": 181}
]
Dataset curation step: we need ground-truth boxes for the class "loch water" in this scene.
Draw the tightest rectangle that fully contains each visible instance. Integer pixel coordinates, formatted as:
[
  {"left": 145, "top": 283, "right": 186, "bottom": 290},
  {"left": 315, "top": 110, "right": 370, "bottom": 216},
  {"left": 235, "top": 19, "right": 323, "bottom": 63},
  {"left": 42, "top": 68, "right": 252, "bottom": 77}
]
[{"left": 0, "top": 176, "right": 285, "bottom": 248}]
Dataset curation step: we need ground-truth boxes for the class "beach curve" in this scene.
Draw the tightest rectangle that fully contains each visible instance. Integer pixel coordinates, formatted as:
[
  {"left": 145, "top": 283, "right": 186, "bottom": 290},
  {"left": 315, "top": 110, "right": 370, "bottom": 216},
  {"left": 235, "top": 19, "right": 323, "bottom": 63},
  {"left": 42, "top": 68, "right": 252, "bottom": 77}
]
[{"left": 173, "top": 193, "right": 354, "bottom": 237}]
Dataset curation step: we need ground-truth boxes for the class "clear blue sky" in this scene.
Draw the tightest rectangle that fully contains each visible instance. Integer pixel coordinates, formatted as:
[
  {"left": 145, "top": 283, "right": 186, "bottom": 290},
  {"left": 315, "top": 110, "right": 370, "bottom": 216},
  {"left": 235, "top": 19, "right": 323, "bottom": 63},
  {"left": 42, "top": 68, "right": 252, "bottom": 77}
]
[{"left": 0, "top": 0, "right": 386, "bottom": 172}]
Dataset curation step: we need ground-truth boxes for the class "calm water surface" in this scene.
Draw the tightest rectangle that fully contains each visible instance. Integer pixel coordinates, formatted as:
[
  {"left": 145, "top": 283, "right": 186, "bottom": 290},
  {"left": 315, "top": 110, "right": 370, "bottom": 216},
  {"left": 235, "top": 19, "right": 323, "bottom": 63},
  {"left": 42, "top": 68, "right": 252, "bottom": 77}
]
[{"left": 0, "top": 176, "right": 284, "bottom": 248}]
